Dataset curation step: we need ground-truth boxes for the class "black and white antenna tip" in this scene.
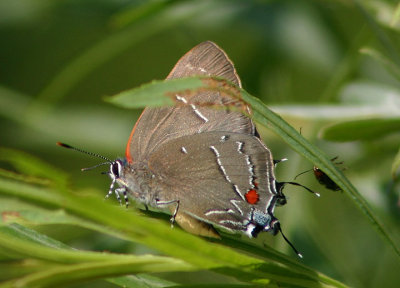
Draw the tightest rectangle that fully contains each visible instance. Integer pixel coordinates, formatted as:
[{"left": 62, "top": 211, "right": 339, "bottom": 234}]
[{"left": 56, "top": 142, "right": 112, "bottom": 162}]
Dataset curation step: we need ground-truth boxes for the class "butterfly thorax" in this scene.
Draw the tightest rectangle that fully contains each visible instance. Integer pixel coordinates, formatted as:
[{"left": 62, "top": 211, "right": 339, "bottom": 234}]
[{"left": 118, "top": 161, "right": 160, "bottom": 206}]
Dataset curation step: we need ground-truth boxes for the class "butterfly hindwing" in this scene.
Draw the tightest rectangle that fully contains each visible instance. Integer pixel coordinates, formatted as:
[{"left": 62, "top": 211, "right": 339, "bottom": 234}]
[{"left": 148, "top": 131, "right": 278, "bottom": 233}]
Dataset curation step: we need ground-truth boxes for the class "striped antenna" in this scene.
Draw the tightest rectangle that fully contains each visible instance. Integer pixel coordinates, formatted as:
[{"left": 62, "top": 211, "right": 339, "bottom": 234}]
[{"left": 56, "top": 142, "right": 112, "bottom": 171}]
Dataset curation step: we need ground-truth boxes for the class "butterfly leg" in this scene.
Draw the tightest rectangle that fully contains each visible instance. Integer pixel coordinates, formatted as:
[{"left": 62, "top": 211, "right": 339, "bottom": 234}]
[
  {"left": 115, "top": 187, "right": 129, "bottom": 207},
  {"left": 114, "top": 189, "right": 121, "bottom": 205},
  {"left": 273, "top": 158, "right": 288, "bottom": 165},
  {"left": 105, "top": 178, "right": 122, "bottom": 205},
  {"left": 155, "top": 199, "right": 180, "bottom": 227}
]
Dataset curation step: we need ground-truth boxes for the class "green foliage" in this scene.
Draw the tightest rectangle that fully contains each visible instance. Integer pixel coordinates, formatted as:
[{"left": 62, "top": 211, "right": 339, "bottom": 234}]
[
  {"left": 321, "top": 118, "right": 400, "bottom": 141},
  {"left": 0, "top": 152, "right": 343, "bottom": 287}
]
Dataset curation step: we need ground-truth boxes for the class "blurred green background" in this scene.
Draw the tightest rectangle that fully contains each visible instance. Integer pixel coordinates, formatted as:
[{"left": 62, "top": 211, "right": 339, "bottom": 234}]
[{"left": 1, "top": 0, "right": 400, "bottom": 287}]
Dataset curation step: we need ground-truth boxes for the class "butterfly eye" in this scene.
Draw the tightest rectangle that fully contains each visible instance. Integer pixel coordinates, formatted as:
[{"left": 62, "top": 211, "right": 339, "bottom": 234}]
[{"left": 111, "top": 161, "right": 122, "bottom": 178}]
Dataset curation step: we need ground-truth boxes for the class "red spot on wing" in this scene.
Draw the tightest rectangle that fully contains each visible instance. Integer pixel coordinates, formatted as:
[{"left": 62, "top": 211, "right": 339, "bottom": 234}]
[
  {"left": 125, "top": 111, "right": 145, "bottom": 163},
  {"left": 245, "top": 189, "right": 259, "bottom": 204}
]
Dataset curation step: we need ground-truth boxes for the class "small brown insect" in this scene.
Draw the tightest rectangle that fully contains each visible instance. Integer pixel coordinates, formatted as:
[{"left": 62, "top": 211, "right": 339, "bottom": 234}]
[{"left": 296, "top": 156, "right": 343, "bottom": 191}]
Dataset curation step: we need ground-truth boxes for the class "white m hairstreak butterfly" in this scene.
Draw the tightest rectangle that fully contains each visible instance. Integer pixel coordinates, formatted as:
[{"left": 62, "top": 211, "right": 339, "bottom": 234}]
[{"left": 58, "top": 41, "right": 319, "bottom": 257}]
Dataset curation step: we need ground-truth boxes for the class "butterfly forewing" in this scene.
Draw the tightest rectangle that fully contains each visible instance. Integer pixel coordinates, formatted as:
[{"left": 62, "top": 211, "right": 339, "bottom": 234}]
[
  {"left": 167, "top": 41, "right": 241, "bottom": 85},
  {"left": 126, "top": 41, "right": 256, "bottom": 164},
  {"left": 148, "top": 132, "right": 278, "bottom": 233}
]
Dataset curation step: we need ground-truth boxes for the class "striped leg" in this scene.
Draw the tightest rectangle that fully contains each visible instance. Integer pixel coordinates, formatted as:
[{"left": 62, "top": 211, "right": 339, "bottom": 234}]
[{"left": 155, "top": 199, "right": 180, "bottom": 227}]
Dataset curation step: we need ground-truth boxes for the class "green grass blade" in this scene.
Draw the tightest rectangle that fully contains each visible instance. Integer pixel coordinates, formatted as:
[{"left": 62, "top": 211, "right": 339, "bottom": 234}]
[
  {"left": 320, "top": 118, "right": 400, "bottom": 141},
  {"left": 107, "top": 274, "right": 177, "bottom": 288},
  {"left": 392, "top": 147, "right": 400, "bottom": 180},
  {"left": 0, "top": 224, "right": 193, "bottom": 288},
  {"left": 391, "top": 2, "right": 400, "bottom": 27},
  {"left": 106, "top": 77, "right": 205, "bottom": 108},
  {"left": 0, "top": 173, "right": 345, "bottom": 287},
  {"left": 0, "top": 147, "right": 68, "bottom": 187},
  {"left": 0, "top": 224, "right": 189, "bottom": 287},
  {"left": 0, "top": 224, "right": 72, "bottom": 250},
  {"left": 354, "top": 0, "right": 400, "bottom": 67},
  {"left": 360, "top": 47, "right": 400, "bottom": 81},
  {"left": 0, "top": 225, "right": 192, "bottom": 268},
  {"left": 0, "top": 197, "right": 129, "bottom": 240},
  {"left": 0, "top": 257, "right": 191, "bottom": 288}
]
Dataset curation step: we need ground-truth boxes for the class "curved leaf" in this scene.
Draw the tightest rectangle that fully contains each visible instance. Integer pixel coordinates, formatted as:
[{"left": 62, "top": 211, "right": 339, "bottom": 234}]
[
  {"left": 392, "top": 148, "right": 400, "bottom": 180},
  {"left": 320, "top": 118, "right": 400, "bottom": 141},
  {"left": 0, "top": 172, "right": 345, "bottom": 287}
]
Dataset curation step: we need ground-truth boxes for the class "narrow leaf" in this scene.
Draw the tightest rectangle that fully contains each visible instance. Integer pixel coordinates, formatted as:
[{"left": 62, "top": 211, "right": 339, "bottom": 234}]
[
  {"left": 320, "top": 118, "right": 400, "bottom": 141},
  {"left": 0, "top": 147, "right": 68, "bottom": 187},
  {"left": 0, "top": 257, "right": 192, "bottom": 288},
  {"left": 391, "top": 2, "right": 400, "bottom": 27},
  {"left": 106, "top": 77, "right": 206, "bottom": 108},
  {"left": 0, "top": 175, "right": 345, "bottom": 287},
  {"left": 392, "top": 147, "right": 400, "bottom": 180},
  {"left": 360, "top": 47, "right": 400, "bottom": 81}
]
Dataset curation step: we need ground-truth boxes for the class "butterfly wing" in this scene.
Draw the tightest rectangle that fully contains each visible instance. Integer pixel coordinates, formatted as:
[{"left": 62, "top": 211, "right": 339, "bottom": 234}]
[
  {"left": 126, "top": 41, "right": 256, "bottom": 163},
  {"left": 166, "top": 41, "right": 241, "bottom": 85},
  {"left": 147, "top": 131, "right": 278, "bottom": 234}
]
